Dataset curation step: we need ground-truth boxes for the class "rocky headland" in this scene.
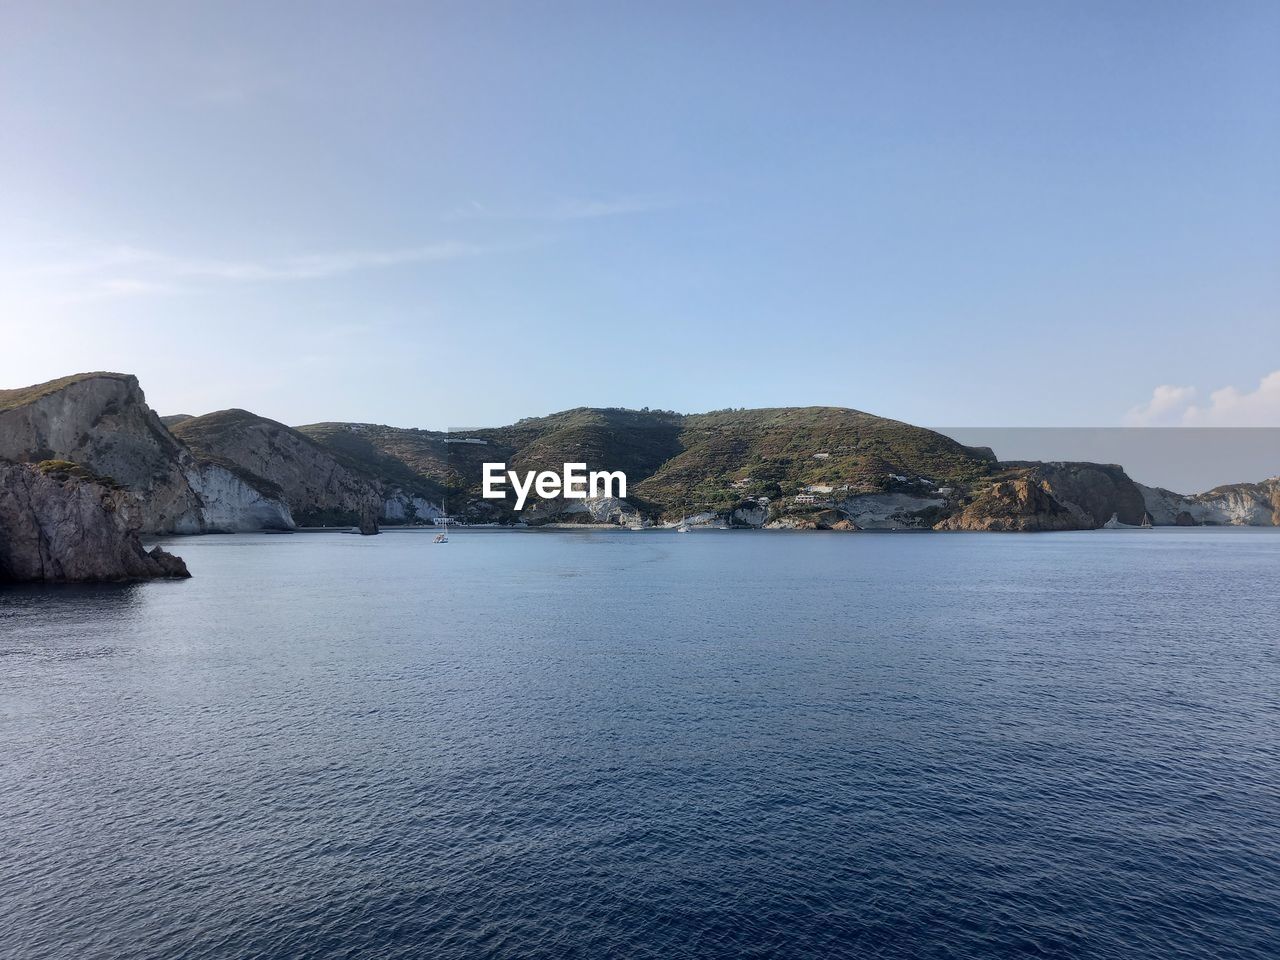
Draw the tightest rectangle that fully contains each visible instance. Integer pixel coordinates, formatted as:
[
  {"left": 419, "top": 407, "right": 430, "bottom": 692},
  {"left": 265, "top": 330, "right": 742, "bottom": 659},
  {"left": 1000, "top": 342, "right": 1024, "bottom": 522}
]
[
  {"left": 1, "top": 370, "right": 1276, "bottom": 581},
  {"left": 0, "top": 373, "right": 294, "bottom": 533},
  {"left": 0, "top": 461, "right": 189, "bottom": 582}
]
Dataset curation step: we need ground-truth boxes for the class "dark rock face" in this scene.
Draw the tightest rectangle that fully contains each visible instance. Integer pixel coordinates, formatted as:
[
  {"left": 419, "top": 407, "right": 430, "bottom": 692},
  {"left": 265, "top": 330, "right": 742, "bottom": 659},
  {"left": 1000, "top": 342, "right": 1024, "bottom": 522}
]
[
  {"left": 358, "top": 503, "right": 380, "bottom": 536},
  {"left": 145, "top": 546, "right": 190, "bottom": 577},
  {"left": 935, "top": 477, "right": 1083, "bottom": 531},
  {"left": 1007, "top": 462, "right": 1148, "bottom": 527},
  {"left": 0, "top": 462, "right": 191, "bottom": 582}
]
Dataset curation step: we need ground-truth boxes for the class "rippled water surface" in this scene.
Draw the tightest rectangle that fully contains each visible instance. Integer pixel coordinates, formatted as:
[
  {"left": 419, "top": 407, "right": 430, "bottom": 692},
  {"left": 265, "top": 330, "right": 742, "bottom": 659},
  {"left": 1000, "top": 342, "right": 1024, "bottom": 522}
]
[{"left": 3, "top": 528, "right": 1279, "bottom": 959}]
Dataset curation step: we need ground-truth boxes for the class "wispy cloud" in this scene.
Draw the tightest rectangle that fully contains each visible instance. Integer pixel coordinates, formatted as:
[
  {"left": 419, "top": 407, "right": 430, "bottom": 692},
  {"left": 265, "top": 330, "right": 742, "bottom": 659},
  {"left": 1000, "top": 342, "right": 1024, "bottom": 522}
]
[
  {"left": 1126, "top": 371, "right": 1280, "bottom": 426},
  {"left": 1, "top": 239, "right": 490, "bottom": 304},
  {"left": 446, "top": 193, "right": 684, "bottom": 223},
  {"left": 187, "top": 54, "right": 290, "bottom": 107}
]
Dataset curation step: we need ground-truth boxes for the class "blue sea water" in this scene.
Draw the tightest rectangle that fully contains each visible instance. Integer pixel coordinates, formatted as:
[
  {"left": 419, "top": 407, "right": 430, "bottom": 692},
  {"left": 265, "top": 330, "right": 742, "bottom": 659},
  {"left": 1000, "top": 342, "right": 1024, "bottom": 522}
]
[{"left": 2, "top": 528, "right": 1279, "bottom": 959}]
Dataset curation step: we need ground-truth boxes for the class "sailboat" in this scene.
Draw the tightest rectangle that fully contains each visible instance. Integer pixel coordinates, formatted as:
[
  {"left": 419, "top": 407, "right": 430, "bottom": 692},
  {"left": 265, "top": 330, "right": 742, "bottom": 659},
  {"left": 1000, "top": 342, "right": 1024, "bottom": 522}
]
[
  {"left": 1103, "top": 512, "right": 1153, "bottom": 530},
  {"left": 677, "top": 508, "right": 691, "bottom": 533},
  {"left": 433, "top": 496, "right": 449, "bottom": 543}
]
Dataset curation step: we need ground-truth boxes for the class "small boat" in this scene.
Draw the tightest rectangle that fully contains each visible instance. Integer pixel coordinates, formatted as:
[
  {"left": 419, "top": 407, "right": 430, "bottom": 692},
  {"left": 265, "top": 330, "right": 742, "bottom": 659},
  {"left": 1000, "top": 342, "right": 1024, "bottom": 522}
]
[
  {"left": 676, "top": 511, "right": 691, "bottom": 533},
  {"left": 434, "top": 499, "right": 451, "bottom": 542},
  {"left": 628, "top": 521, "right": 645, "bottom": 531},
  {"left": 1103, "top": 512, "right": 1152, "bottom": 530}
]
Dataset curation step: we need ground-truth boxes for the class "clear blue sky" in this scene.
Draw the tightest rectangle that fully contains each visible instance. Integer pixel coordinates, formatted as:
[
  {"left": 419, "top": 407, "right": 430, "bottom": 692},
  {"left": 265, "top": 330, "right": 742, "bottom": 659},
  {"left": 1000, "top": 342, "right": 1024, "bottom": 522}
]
[{"left": 2, "top": 1, "right": 1277, "bottom": 428}]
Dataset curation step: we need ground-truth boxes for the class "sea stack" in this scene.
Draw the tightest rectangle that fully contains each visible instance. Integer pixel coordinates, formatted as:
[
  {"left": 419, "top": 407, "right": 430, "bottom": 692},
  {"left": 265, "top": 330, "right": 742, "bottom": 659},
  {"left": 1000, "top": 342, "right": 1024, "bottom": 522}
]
[{"left": 0, "top": 461, "right": 191, "bottom": 582}]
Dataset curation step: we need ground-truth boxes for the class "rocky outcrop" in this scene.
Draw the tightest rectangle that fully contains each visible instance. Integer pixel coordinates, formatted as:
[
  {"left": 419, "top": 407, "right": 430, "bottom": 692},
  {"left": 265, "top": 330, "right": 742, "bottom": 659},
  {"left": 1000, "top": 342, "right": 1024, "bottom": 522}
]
[
  {"left": 172, "top": 410, "right": 372, "bottom": 519},
  {"left": 1140, "top": 479, "right": 1280, "bottom": 526},
  {"left": 835, "top": 492, "right": 947, "bottom": 530},
  {"left": 188, "top": 463, "right": 296, "bottom": 531},
  {"left": 172, "top": 409, "right": 428, "bottom": 527},
  {"left": 934, "top": 461, "right": 1155, "bottom": 532},
  {"left": 0, "top": 374, "right": 293, "bottom": 533},
  {"left": 382, "top": 494, "right": 441, "bottom": 524},
  {"left": 0, "top": 461, "right": 190, "bottom": 582},
  {"left": 0, "top": 373, "right": 207, "bottom": 532},
  {"left": 935, "top": 477, "right": 1082, "bottom": 531},
  {"left": 730, "top": 502, "right": 769, "bottom": 528},
  {"left": 521, "top": 495, "right": 642, "bottom": 526},
  {"left": 765, "top": 515, "right": 820, "bottom": 530},
  {"left": 1024, "top": 462, "right": 1148, "bottom": 526}
]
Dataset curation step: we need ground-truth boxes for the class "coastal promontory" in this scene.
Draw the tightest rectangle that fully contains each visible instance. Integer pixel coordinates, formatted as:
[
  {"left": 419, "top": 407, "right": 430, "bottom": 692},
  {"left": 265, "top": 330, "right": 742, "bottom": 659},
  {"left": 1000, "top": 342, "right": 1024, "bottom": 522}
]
[{"left": 0, "top": 460, "right": 190, "bottom": 582}]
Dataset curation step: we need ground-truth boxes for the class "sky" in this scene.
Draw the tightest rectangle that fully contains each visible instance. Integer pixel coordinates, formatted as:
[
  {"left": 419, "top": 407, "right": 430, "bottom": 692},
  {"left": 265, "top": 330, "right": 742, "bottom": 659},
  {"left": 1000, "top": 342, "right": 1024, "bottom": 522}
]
[{"left": 1, "top": 1, "right": 1277, "bottom": 430}]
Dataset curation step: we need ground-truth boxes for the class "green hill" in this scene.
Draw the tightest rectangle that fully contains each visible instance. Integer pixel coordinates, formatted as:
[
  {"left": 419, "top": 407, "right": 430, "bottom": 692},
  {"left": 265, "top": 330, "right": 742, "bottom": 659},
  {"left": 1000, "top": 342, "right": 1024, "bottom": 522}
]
[{"left": 296, "top": 405, "right": 996, "bottom": 521}]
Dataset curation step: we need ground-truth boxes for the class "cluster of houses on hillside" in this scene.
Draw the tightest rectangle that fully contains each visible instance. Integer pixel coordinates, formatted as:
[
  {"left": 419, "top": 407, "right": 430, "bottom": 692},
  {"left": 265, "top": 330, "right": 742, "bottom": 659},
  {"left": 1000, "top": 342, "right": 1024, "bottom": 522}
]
[{"left": 794, "top": 483, "right": 851, "bottom": 505}]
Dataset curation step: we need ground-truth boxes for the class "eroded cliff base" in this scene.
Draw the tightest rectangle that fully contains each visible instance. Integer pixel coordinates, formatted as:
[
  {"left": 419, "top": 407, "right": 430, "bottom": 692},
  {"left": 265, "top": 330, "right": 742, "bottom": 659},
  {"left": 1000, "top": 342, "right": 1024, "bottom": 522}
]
[{"left": 0, "top": 461, "right": 191, "bottom": 583}]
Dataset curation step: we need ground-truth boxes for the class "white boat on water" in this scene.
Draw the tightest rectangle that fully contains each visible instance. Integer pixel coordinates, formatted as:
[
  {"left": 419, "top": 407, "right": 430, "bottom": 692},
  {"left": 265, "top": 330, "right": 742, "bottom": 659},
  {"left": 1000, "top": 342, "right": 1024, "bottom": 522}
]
[{"left": 1103, "top": 512, "right": 1153, "bottom": 530}]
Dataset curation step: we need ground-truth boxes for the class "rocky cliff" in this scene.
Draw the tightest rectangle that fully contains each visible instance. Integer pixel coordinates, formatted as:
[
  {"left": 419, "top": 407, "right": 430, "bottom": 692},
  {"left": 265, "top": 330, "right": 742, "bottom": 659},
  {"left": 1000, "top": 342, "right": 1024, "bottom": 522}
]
[
  {"left": 935, "top": 476, "right": 1082, "bottom": 531},
  {"left": 6, "top": 373, "right": 1275, "bottom": 535},
  {"left": 0, "top": 374, "right": 293, "bottom": 533},
  {"left": 172, "top": 409, "right": 380, "bottom": 525},
  {"left": 1140, "top": 478, "right": 1280, "bottom": 526},
  {"left": 0, "top": 461, "right": 189, "bottom": 582},
  {"left": 172, "top": 409, "right": 437, "bottom": 526},
  {"left": 0, "top": 373, "right": 206, "bottom": 532},
  {"left": 1020, "top": 462, "right": 1148, "bottom": 526},
  {"left": 932, "top": 462, "right": 1151, "bottom": 531}
]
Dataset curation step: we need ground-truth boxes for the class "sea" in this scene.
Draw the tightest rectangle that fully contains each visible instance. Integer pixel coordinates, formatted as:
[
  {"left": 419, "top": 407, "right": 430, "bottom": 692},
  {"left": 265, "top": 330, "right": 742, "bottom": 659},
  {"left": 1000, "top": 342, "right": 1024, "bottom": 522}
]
[{"left": 2, "top": 528, "right": 1278, "bottom": 959}]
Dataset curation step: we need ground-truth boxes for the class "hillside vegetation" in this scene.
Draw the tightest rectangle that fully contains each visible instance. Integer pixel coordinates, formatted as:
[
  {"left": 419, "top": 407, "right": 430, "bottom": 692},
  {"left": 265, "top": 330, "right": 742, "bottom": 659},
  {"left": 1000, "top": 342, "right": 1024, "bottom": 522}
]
[
  {"left": 3, "top": 371, "right": 1269, "bottom": 531},
  {"left": 0, "top": 372, "right": 134, "bottom": 412},
  {"left": 298, "top": 405, "right": 996, "bottom": 519}
]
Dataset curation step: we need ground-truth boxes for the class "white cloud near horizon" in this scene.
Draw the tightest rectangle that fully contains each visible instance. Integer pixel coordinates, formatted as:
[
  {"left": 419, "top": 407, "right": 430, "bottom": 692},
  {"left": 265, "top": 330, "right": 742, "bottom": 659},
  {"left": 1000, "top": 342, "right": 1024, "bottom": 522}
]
[{"left": 1126, "top": 370, "right": 1280, "bottom": 426}]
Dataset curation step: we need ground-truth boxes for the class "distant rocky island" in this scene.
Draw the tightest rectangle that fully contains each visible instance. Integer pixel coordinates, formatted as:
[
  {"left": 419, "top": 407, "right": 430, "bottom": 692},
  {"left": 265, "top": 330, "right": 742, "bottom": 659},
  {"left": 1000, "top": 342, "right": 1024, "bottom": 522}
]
[{"left": 1, "top": 372, "right": 1277, "bottom": 582}]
